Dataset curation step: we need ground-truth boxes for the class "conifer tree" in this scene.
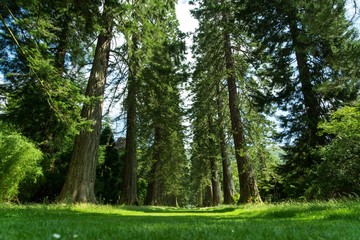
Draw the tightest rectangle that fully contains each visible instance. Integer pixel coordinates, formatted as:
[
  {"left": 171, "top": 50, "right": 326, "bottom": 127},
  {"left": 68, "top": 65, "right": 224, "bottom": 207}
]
[
  {"left": 119, "top": 0, "right": 188, "bottom": 206},
  {"left": 96, "top": 125, "right": 124, "bottom": 204},
  {"left": 141, "top": 40, "right": 187, "bottom": 206},
  {"left": 0, "top": 0, "right": 95, "bottom": 201},
  {"left": 58, "top": 0, "right": 116, "bottom": 203},
  {"left": 236, "top": 0, "right": 360, "bottom": 198},
  {"left": 191, "top": 0, "right": 262, "bottom": 203}
]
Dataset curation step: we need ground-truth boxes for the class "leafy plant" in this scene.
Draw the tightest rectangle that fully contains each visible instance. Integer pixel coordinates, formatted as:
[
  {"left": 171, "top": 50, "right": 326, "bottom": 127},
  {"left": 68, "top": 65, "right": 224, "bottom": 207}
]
[
  {"left": 0, "top": 123, "right": 43, "bottom": 202},
  {"left": 307, "top": 103, "right": 360, "bottom": 199}
]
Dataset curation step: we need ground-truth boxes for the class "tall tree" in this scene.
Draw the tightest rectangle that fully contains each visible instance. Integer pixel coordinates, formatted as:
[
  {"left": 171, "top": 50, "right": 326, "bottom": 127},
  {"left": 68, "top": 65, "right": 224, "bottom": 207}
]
[
  {"left": 191, "top": 0, "right": 262, "bottom": 203},
  {"left": 236, "top": 0, "right": 360, "bottom": 198},
  {"left": 0, "top": 0, "right": 94, "bottom": 201},
  {"left": 190, "top": 60, "right": 222, "bottom": 206},
  {"left": 58, "top": 0, "right": 115, "bottom": 203},
  {"left": 119, "top": 32, "right": 139, "bottom": 205},
  {"left": 119, "top": 0, "right": 185, "bottom": 205},
  {"left": 216, "top": 84, "right": 235, "bottom": 204},
  {"left": 138, "top": 2, "right": 187, "bottom": 206},
  {"left": 142, "top": 59, "right": 187, "bottom": 206}
]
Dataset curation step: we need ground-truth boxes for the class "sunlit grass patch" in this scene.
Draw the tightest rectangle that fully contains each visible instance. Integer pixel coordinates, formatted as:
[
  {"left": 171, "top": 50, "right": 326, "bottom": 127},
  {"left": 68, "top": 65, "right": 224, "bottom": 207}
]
[{"left": 0, "top": 200, "right": 359, "bottom": 239}]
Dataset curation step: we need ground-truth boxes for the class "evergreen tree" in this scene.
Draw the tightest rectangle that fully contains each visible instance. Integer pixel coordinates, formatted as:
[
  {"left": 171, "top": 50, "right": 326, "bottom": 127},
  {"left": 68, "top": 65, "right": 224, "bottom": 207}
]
[
  {"left": 118, "top": 1, "right": 142, "bottom": 206},
  {"left": 58, "top": 0, "right": 117, "bottom": 203},
  {"left": 96, "top": 125, "right": 124, "bottom": 204},
  {"left": 236, "top": 0, "right": 360, "bottom": 198},
  {"left": 216, "top": 84, "right": 235, "bottom": 204},
  {"left": 0, "top": 0, "right": 95, "bottom": 201},
  {"left": 190, "top": 66, "right": 224, "bottom": 206},
  {"left": 191, "top": 0, "right": 262, "bottom": 204},
  {"left": 140, "top": 40, "right": 188, "bottom": 206},
  {"left": 119, "top": 0, "right": 184, "bottom": 206}
]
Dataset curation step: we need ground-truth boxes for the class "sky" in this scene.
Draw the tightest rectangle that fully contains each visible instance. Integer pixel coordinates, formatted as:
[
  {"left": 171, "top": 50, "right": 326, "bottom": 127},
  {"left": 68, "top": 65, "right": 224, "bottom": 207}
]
[
  {"left": 176, "top": 1, "right": 198, "bottom": 33},
  {"left": 175, "top": 0, "right": 198, "bottom": 61}
]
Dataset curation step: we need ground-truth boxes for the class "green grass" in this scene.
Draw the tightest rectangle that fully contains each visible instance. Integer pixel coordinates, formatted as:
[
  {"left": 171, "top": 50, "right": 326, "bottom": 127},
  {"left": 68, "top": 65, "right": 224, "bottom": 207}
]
[{"left": 0, "top": 201, "right": 359, "bottom": 239}]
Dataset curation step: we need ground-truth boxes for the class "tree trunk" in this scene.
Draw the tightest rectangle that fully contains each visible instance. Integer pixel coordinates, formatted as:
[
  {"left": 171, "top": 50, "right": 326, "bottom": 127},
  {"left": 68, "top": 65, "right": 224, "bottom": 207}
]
[
  {"left": 288, "top": 14, "right": 324, "bottom": 150},
  {"left": 208, "top": 115, "right": 221, "bottom": 206},
  {"left": 216, "top": 84, "right": 235, "bottom": 204},
  {"left": 119, "top": 34, "right": 139, "bottom": 205},
  {"left": 210, "top": 158, "right": 221, "bottom": 206},
  {"left": 144, "top": 127, "right": 162, "bottom": 205},
  {"left": 203, "top": 185, "right": 213, "bottom": 207},
  {"left": 165, "top": 195, "right": 178, "bottom": 207},
  {"left": 58, "top": 3, "right": 113, "bottom": 203},
  {"left": 223, "top": 17, "right": 262, "bottom": 204}
]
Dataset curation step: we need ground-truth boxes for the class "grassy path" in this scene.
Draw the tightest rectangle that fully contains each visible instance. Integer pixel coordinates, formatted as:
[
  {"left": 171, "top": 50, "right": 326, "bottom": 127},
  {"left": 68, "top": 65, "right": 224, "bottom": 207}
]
[{"left": 0, "top": 201, "right": 359, "bottom": 239}]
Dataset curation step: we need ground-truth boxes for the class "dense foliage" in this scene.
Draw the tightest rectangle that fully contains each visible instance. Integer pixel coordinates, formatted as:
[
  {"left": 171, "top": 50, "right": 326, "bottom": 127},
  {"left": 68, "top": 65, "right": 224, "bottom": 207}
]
[
  {"left": 308, "top": 102, "right": 360, "bottom": 199},
  {"left": 0, "top": 123, "right": 43, "bottom": 202}
]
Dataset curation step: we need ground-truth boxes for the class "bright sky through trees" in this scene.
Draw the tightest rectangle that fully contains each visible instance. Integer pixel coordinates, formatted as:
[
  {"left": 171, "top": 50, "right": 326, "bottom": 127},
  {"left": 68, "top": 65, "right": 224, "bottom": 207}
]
[{"left": 176, "top": 1, "right": 198, "bottom": 60}]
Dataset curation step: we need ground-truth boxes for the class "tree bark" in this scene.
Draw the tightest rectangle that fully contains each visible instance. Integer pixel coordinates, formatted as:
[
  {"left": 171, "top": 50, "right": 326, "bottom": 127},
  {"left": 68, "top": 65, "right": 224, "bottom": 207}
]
[
  {"left": 223, "top": 16, "right": 262, "bottom": 204},
  {"left": 208, "top": 115, "right": 221, "bottom": 206},
  {"left": 58, "top": 2, "right": 113, "bottom": 203},
  {"left": 144, "top": 127, "right": 162, "bottom": 205},
  {"left": 119, "top": 34, "right": 139, "bottom": 205},
  {"left": 203, "top": 185, "right": 213, "bottom": 207},
  {"left": 288, "top": 13, "right": 324, "bottom": 150},
  {"left": 216, "top": 84, "right": 235, "bottom": 204}
]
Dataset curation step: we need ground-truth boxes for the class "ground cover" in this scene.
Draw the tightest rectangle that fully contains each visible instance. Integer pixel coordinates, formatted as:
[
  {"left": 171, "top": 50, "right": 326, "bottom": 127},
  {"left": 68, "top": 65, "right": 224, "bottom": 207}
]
[{"left": 0, "top": 201, "right": 359, "bottom": 239}]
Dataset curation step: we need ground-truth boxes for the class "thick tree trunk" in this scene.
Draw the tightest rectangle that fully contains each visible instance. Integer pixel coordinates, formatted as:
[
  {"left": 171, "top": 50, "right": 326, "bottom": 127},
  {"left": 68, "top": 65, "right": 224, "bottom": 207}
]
[
  {"left": 58, "top": 6, "right": 113, "bottom": 203},
  {"left": 223, "top": 22, "right": 262, "bottom": 204},
  {"left": 119, "top": 34, "right": 139, "bottom": 205},
  {"left": 216, "top": 84, "right": 235, "bottom": 204},
  {"left": 144, "top": 127, "right": 162, "bottom": 205}
]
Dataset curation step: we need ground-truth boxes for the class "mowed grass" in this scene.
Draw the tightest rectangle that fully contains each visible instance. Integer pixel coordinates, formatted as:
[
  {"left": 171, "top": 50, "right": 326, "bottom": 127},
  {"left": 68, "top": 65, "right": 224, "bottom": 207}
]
[{"left": 0, "top": 201, "right": 359, "bottom": 240}]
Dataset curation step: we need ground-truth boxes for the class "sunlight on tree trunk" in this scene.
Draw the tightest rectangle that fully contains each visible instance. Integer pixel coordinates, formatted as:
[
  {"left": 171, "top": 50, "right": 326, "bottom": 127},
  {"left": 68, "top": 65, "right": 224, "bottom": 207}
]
[{"left": 58, "top": 1, "right": 113, "bottom": 203}]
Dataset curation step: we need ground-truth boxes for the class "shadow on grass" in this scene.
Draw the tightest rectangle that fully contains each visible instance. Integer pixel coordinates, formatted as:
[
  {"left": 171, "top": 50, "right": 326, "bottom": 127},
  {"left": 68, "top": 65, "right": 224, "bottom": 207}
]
[
  {"left": 121, "top": 206, "right": 238, "bottom": 214},
  {"left": 1, "top": 203, "right": 360, "bottom": 240},
  {"left": 1, "top": 201, "right": 359, "bottom": 222}
]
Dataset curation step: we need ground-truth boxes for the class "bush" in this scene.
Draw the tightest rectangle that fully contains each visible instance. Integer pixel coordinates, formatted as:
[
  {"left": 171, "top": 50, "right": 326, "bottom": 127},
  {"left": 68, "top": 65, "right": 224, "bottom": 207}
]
[
  {"left": 307, "top": 104, "right": 360, "bottom": 199},
  {"left": 0, "top": 123, "right": 43, "bottom": 202}
]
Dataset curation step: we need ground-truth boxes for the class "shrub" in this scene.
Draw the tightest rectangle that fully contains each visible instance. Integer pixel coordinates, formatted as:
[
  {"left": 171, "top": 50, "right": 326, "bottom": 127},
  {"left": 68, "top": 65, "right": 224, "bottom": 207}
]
[
  {"left": 0, "top": 123, "right": 43, "bottom": 202},
  {"left": 307, "top": 104, "right": 360, "bottom": 199}
]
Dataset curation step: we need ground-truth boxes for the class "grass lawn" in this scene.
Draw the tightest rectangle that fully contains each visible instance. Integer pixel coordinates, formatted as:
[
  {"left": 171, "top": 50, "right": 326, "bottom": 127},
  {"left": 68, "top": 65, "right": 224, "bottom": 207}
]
[{"left": 0, "top": 201, "right": 359, "bottom": 239}]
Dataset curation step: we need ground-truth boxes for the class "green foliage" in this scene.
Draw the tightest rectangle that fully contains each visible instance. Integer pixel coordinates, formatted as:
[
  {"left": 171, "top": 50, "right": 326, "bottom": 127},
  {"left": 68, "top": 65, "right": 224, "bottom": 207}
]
[
  {"left": 96, "top": 126, "right": 124, "bottom": 204},
  {"left": 319, "top": 104, "right": 360, "bottom": 138},
  {"left": 0, "top": 0, "right": 98, "bottom": 202},
  {"left": 252, "top": 146, "right": 284, "bottom": 202},
  {"left": 0, "top": 123, "right": 43, "bottom": 202},
  {"left": 130, "top": 2, "right": 188, "bottom": 206},
  {"left": 307, "top": 103, "right": 360, "bottom": 199},
  {"left": 236, "top": 0, "right": 360, "bottom": 199}
]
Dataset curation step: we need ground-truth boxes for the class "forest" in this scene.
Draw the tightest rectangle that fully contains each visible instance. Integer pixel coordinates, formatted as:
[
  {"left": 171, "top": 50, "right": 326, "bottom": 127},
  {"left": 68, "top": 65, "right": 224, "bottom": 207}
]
[{"left": 0, "top": 0, "right": 360, "bottom": 207}]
